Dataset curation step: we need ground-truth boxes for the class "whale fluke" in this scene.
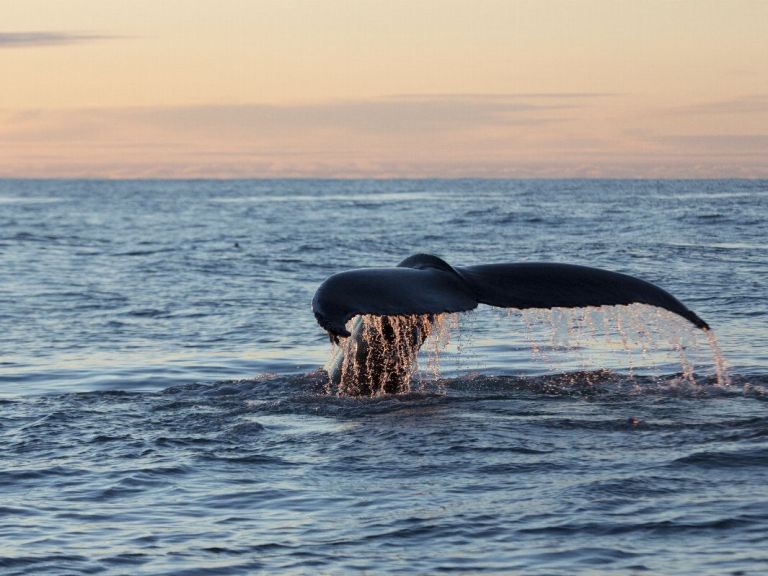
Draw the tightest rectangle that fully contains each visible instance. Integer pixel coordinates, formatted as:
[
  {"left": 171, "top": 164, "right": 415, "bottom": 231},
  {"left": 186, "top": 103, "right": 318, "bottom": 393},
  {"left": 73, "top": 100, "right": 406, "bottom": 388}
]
[
  {"left": 312, "top": 254, "right": 709, "bottom": 395},
  {"left": 312, "top": 256, "right": 475, "bottom": 340},
  {"left": 455, "top": 262, "right": 709, "bottom": 331},
  {"left": 313, "top": 253, "right": 709, "bottom": 341}
]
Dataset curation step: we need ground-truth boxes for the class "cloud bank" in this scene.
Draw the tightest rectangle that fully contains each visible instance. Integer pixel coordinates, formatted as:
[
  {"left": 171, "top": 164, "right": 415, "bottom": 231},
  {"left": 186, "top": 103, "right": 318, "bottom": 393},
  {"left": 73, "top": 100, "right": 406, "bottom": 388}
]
[
  {"left": 1, "top": 94, "right": 766, "bottom": 178},
  {"left": 0, "top": 31, "right": 114, "bottom": 48}
]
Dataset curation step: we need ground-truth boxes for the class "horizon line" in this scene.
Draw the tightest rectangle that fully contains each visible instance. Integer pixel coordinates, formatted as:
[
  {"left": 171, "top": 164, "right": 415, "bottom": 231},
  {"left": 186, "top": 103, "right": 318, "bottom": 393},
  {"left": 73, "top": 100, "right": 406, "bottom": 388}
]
[{"left": 1, "top": 176, "right": 766, "bottom": 182}]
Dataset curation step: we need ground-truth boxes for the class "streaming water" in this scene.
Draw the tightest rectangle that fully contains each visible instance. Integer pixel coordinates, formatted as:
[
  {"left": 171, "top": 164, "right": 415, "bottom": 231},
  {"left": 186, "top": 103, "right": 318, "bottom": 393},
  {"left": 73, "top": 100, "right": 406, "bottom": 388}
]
[
  {"left": 325, "top": 305, "right": 730, "bottom": 396},
  {"left": 1, "top": 179, "right": 767, "bottom": 575},
  {"left": 327, "top": 314, "right": 435, "bottom": 396}
]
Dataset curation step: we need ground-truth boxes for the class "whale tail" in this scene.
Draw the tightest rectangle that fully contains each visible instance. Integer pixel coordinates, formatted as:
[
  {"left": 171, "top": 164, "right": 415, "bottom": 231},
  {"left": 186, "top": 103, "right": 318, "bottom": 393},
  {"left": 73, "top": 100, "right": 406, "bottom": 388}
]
[
  {"left": 312, "top": 253, "right": 709, "bottom": 341},
  {"left": 313, "top": 253, "right": 710, "bottom": 396}
]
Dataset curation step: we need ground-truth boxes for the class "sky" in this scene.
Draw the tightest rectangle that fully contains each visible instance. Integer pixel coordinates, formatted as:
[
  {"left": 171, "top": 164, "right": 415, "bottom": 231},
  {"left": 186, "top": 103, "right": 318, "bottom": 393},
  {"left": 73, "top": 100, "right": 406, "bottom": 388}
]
[{"left": 1, "top": 0, "right": 767, "bottom": 178}]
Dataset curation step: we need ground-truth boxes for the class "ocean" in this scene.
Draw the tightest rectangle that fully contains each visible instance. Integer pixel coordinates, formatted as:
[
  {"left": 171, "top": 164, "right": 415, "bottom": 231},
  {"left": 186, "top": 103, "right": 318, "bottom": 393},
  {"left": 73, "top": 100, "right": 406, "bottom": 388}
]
[{"left": 1, "top": 179, "right": 767, "bottom": 574}]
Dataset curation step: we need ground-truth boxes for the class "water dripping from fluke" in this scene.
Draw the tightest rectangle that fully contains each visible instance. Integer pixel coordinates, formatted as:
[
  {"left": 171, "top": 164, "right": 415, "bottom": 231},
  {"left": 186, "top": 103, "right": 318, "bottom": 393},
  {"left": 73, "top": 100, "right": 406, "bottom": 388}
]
[
  {"left": 320, "top": 304, "right": 729, "bottom": 397},
  {"left": 312, "top": 254, "right": 727, "bottom": 396},
  {"left": 324, "top": 313, "right": 452, "bottom": 397},
  {"left": 507, "top": 304, "right": 731, "bottom": 388},
  {"left": 705, "top": 328, "right": 731, "bottom": 387}
]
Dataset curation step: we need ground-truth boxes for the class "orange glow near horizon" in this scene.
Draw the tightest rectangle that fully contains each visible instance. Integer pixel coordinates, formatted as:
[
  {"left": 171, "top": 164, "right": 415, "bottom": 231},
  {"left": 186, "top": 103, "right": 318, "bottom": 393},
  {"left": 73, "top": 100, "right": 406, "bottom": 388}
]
[{"left": 1, "top": 0, "right": 767, "bottom": 178}]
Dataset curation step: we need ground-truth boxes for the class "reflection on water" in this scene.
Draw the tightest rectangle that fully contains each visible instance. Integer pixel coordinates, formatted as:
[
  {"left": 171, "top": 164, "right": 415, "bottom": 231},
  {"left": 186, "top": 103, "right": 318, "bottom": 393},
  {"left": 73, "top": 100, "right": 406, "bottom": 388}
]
[
  {"left": 210, "top": 192, "right": 438, "bottom": 203},
  {"left": 0, "top": 196, "right": 61, "bottom": 204}
]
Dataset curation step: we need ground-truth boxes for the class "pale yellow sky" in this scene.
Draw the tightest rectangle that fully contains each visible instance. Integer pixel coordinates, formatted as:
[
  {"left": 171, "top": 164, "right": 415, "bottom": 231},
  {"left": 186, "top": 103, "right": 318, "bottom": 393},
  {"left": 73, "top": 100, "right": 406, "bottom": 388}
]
[{"left": 1, "top": 0, "right": 766, "bottom": 177}]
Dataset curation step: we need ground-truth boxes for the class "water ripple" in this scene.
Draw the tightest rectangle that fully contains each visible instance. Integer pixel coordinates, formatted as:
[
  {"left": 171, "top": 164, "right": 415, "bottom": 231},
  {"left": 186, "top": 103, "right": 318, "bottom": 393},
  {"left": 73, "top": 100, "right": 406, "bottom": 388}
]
[{"left": 1, "top": 179, "right": 767, "bottom": 575}]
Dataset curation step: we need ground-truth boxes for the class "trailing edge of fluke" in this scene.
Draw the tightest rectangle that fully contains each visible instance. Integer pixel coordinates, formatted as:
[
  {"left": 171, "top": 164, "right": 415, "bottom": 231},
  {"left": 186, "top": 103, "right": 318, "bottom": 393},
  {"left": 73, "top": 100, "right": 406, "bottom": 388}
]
[{"left": 312, "top": 253, "right": 709, "bottom": 341}]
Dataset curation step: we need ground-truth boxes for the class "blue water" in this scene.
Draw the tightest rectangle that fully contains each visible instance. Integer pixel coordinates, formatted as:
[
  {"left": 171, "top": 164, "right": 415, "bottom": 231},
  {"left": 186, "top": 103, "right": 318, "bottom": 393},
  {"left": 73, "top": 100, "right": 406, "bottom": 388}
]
[{"left": 1, "top": 179, "right": 767, "bottom": 574}]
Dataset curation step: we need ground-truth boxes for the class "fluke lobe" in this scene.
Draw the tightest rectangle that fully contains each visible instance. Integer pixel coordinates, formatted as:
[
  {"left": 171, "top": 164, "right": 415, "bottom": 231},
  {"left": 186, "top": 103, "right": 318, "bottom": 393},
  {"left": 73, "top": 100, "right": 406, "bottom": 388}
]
[{"left": 312, "top": 254, "right": 709, "bottom": 396}]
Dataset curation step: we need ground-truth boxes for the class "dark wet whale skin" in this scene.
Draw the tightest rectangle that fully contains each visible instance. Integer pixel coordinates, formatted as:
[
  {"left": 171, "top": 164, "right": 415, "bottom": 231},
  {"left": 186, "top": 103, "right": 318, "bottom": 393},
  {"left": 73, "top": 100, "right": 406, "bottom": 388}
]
[
  {"left": 314, "top": 252, "right": 709, "bottom": 394},
  {"left": 313, "top": 253, "right": 708, "bottom": 340}
]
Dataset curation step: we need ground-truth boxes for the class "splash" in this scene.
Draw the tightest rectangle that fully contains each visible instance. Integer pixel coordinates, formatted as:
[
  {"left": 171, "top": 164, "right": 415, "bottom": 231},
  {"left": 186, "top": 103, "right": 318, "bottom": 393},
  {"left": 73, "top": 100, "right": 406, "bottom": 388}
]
[
  {"left": 324, "top": 304, "right": 730, "bottom": 396},
  {"left": 325, "top": 314, "right": 453, "bottom": 396},
  {"left": 507, "top": 304, "right": 730, "bottom": 386},
  {"left": 705, "top": 328, "right": 731, "bottom": 386}
]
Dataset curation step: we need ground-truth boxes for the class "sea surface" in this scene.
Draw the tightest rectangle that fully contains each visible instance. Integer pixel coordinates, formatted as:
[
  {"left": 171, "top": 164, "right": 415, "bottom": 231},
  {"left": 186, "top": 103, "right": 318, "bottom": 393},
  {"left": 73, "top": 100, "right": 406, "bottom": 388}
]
[{"left": 1, "top": 179, "right": 767, "bottom": 575}]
